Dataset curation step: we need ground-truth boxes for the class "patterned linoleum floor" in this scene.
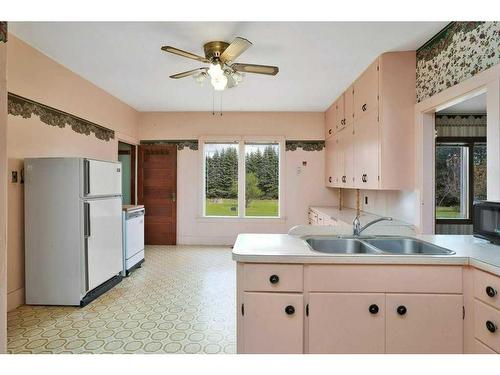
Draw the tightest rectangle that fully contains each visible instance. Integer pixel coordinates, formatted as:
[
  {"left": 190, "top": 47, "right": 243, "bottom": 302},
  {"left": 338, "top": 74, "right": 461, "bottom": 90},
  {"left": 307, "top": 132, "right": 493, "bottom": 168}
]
[{"left": 7, "top": 245, "right": 236, "bottom": 354}]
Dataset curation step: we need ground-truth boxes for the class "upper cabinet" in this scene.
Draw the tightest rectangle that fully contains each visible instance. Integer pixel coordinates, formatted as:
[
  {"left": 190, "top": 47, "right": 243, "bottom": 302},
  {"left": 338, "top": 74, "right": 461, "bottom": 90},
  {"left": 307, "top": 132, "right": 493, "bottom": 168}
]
[{"left": 325, "top": 51, "right": 416, "bottom": 190}]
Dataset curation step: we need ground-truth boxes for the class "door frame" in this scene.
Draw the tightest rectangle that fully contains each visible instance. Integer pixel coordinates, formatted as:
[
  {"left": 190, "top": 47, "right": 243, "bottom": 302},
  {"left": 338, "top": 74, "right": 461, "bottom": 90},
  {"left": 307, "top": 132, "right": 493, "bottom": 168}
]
[
  {"left": 118, "top": 141, "right": 136, "bottom": 205},
  {"left": 414, "top": 63, "right": 500, "bottom": 233}
]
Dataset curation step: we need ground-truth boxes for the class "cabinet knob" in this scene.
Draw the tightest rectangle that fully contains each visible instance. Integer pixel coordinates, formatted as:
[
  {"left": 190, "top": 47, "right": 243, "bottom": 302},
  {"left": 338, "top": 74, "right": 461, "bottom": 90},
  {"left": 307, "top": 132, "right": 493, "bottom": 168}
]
[
  {"left": 362, "top": 104, "right": 367, "bottom": 112},
  {"left": 486, "top": 286, "right": 497, "bottom": 298},
  {"left": 329, "top": 176, "right": 332, "bottom": 183},
  {"left": 329, "top": 129, "right": 332, "bottom": 134},
  {"left": 486, "top": 320, "right": 497, "bottom": 333},
  {"left": 397, "top": 305, "right": 407, "bottom": 316},
  {"left": 269, "top": 274, "right": 279, "bottom": 284},
  {"left": 285, "top": 305, "right": 295, "bottom": 315},
  {"left": 368, "top": 304, "right": 379, "bottom": 314}
]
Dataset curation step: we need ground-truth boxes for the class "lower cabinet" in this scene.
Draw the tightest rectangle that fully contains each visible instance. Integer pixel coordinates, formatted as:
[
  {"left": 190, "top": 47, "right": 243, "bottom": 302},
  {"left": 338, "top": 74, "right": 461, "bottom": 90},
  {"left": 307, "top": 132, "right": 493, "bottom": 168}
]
[
  {"left": 385, "top": 294, "right": 463, "bottom": 353},
  {"left": 308, "top": 293, "right": 385, "bottom": 353},
  {"left": 242, "top": 292, "right": 303, "bottom": 354}
]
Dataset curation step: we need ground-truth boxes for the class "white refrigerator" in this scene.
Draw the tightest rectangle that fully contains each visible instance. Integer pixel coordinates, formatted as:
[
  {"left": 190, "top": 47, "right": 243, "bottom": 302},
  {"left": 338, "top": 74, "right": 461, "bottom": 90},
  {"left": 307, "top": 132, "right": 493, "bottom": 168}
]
[{"left": 25, "top": 158, "right": 123, "bottom": 306}]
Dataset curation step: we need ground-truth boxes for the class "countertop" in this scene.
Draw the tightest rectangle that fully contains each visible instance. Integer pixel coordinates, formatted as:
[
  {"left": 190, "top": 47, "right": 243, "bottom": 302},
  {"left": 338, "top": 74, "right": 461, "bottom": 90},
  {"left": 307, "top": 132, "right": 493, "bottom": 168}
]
[
  {"left": 232, "top": 233, "right": 500, "bottom": 276},
  {"left": 122, "top": 204, "right": 145, "bottom": 212}
]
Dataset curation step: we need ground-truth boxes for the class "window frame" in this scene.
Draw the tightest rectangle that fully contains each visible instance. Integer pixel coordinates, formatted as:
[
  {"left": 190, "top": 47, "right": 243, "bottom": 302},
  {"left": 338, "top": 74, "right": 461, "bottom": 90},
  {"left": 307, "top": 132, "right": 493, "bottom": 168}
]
[
  {"left": 435, "top": 136, "right": 486, "bottom": 224},
  {"left": 199, "top": 135, "right": 285, "bottom": 221}
]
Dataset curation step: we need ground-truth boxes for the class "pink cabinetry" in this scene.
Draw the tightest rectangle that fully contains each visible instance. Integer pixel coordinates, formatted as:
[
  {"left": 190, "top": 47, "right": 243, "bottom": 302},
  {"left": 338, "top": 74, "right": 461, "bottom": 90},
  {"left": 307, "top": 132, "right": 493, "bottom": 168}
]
[
  {"left": 308, "top": 293, "right": 385, "bottom": 353},
  {"left": 386, "top": 294, "right": 463, "bottom": 353},
  {"left": 324, "top": 51, "right": 416, "bottom": 190}
]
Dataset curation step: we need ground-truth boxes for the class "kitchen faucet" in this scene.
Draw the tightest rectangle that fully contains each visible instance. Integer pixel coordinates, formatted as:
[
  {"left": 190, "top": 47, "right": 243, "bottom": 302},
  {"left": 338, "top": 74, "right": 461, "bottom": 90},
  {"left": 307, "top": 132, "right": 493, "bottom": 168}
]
[{"left": 352, "top": 214, "right": 393, "bottom": 236}]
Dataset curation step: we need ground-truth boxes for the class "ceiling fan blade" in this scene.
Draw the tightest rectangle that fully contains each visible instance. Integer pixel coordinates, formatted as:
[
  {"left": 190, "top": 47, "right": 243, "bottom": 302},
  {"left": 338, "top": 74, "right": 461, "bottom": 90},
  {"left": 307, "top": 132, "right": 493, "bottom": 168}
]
[
  {"left": 231, "top": 63, "right": 279, "bottom": 76},
  {"left": 220, "top": 37, "right": 252, "bottom": 64},
  {"left": 161, "top": 46, "right": 210, "bottom": 63},
  {"left": 169, "top": 68, "right": 207, "bottom": 79}
]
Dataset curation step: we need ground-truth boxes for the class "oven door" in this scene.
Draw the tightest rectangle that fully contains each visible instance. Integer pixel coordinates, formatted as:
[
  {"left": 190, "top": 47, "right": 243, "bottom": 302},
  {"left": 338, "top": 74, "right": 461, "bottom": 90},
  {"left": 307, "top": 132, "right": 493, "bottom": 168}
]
[{"left": 473, "top": 202, "right": 500, "bottom": 243}]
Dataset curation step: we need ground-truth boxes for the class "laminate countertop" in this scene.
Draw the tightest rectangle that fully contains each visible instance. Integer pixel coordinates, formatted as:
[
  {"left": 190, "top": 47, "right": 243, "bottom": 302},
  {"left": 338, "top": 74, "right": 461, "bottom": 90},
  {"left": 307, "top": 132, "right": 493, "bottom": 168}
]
[{"left": 232, "top": 233, "right": 500, "bottom": 276}]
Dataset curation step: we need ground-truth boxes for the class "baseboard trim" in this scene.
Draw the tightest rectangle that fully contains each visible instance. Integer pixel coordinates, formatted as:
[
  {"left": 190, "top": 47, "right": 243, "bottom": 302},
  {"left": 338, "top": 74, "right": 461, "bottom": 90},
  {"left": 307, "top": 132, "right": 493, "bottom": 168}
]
[{"left": 7, "top": 288, "right": 24, "bottom": 311}]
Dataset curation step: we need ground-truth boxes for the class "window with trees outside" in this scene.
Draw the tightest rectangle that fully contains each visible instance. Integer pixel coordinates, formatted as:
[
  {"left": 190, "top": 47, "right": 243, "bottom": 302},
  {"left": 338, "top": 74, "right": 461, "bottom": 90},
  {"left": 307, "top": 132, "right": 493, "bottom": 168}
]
[
  {"left": 203, "top": 140, "right": 281, "bottom": 218},
  {"left": 435, "top": 137, "right": 486, "bottom": 222}
]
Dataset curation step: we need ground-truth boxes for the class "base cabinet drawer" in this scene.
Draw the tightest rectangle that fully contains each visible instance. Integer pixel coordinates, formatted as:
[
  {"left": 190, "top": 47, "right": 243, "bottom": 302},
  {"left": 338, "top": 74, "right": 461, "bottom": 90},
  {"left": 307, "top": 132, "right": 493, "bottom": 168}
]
[
  {"left": 473, "top": 339, "right": 498, "bottom": 354},
  {"left": 474, "top": 269, "right": 500, "bottom": 309},
  {"left": 308, "top": 293, "right": 385, "bottom": 353},
  {"left": 474, "top": 300, "right": 500, "bottom": 353},
  {"left": 243, "top": 264, "right": 303, "bottom": 292},
  {"left": 386, "top": 294, "right": 463, "bottom": 353},
  {"left": 242, "top": 292, "right": 303, "bottom": 354}
]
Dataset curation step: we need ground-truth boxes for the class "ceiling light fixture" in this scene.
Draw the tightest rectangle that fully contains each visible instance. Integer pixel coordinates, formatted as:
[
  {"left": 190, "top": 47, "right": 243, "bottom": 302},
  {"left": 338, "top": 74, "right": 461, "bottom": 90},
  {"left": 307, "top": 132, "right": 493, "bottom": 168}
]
[{"left": 208, "top": 63, "right": 228, "bottom": 91}]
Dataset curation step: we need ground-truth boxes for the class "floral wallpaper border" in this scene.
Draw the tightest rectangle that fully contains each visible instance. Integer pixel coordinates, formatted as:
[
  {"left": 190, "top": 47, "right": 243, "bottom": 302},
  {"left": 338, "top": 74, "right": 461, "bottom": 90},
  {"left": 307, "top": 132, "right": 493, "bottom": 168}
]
[
  {"left": 141, "top": 140, "right": 325, "bottom": 152},
  {"left": 435, "top": 114, "right": 486, "bottom": 137},
  {"left": 416, "top": 22, "right": 500, "bottom": 102},
  {"left": 8, "top": 92, "right": 115, "bottom": 141},
  {"left": 0, "top": 22, "right": 7, "bottom": 43},
  {"left": 140, "top": 139, "right": 199, "bottom": 150},
  {"left": 285, "top": 140, "right": 324, "bottom": 151}
]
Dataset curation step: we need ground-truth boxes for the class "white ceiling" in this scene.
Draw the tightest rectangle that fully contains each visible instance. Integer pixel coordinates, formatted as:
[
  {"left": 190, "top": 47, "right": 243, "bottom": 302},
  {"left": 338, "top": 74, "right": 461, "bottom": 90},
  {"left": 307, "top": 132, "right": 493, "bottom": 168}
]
[
  {"left": 10, "top": 22, "right": 447, "bottom": 112},
  {"left": 438, "top": 92, "right": 487, "bottom": 114}
]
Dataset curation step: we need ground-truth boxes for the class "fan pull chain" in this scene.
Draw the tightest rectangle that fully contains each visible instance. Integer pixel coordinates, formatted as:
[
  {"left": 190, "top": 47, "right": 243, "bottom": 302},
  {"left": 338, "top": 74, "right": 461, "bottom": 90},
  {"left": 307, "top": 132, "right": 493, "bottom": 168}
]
[
  {"left": 212, "top": 90, "right": 215, "bottom": 116},
  {"left": 220, "top": 91, "right": 223, "bottom": 116}
]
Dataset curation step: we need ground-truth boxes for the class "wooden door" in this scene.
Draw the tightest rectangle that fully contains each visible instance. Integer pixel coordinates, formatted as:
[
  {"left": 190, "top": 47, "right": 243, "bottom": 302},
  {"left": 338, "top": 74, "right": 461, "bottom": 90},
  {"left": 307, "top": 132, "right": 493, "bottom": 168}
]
[
  {"left": 325, "top": 137, "right": 336, "bottom": 187},
  {"left": 242, "top": 292, "right": 303, "bottom": 353},
  {"left": 354, "top": 110, "right": 379, "bottom": 189},
  {"left": 386, "top": 294, "right": 463, "bottom": 353},
  {"left": 308, "top": 293, "right": 385, "bottom": 353},
  {"left": 354, "top": 59, "right": 379, "bottom": 121},
  {"left": 138, "top": 144, "right": 177, "bottom": 245}
]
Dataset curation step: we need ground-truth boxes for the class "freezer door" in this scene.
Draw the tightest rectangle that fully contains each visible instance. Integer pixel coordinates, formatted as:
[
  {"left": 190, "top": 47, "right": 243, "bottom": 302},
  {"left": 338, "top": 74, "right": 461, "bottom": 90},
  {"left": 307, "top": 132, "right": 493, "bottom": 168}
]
[
  {"left": 84, "top": 159, "right": 122, "bottom": 197},
  {"left": 85, "top": 197, "right": 123, "bottom": 291}
]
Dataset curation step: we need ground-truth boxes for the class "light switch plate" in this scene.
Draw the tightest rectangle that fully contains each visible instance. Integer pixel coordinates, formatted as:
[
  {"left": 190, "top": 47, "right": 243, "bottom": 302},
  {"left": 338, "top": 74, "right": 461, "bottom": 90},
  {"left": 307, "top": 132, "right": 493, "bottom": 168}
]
[{"left": 11, "top": 171, "right": 18, "bottom": 183}]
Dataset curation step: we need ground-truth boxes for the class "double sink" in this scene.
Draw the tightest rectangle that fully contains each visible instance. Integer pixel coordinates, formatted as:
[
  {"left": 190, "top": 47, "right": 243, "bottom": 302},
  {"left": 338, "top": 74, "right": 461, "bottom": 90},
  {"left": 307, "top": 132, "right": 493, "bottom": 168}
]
[{"left": 305, "top": 236, "right": 456, "bottom": 256}]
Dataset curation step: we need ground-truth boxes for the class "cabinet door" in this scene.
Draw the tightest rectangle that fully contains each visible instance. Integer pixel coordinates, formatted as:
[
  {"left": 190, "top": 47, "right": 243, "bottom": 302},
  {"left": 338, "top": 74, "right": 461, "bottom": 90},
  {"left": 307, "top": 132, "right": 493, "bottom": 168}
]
[
  {"left": 308, "top": 293, "right": 385, "bottom": 353},
  {"left": 334, "top": 133, "right": 345, "bottom": 187},
  {"left": 344, "top": 85, "right": 354, "bottom": 126},
  {"left": 354, "top": 59, "right": 379, "bottom": 120},
  {"left": 336, "top": 95, "right": 345, "bottom": 132},
  {"left": 386, "top": 294, "right": 463, "bottom": 354},
  {"left": 243, "top": 292, "right": 303, "bottom": 354},
  {"left": 325, "top": 136, "right": 336, "bottom": 186},
  {"left": 354, "top": 110, "right": 379, "bottom": 189},
  {"left": 325, "top": 103, "right": 335, "bottom": 139},
  {"left": 343, "top": 126, "right": 355, "bottom": 188}
]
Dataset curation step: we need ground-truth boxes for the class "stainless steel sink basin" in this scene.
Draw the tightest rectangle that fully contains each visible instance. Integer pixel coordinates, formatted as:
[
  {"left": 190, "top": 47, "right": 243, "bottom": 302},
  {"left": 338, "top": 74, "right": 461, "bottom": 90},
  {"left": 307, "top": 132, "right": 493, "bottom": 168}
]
[
  {"left": 362, "top": 237, "right": 456, "bottom": 255},
  {"left": 305, "top": 238, "right": 383, "bottom": 254}
]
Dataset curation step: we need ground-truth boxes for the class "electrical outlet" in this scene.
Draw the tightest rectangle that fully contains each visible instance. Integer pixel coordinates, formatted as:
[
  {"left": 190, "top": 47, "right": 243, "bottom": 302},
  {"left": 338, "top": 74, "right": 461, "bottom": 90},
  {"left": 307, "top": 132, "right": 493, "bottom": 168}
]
[
  {"left": 11, "top": 171, "right": 18, "bottom": 183},
  {"left": 296, "top": 166, "right": 302, "bottom": 175}
]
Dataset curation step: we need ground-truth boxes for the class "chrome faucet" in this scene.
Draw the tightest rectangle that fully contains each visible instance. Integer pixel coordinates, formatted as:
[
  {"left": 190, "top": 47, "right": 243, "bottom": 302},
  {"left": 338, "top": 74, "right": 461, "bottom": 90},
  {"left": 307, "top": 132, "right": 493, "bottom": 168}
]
[{"left": 352, "top": 214, "right": 393, "bottom": 236}]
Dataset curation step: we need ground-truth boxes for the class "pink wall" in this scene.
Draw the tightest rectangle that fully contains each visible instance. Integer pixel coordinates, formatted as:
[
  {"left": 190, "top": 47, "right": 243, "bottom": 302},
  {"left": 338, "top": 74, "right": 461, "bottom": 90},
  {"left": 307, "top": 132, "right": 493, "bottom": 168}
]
[
  {"left": 0, "top": 38, "right": 8, "bottom": 353},
  {"left": 6, "top": 35, "right": 140, "bottom": 310},
  {"left": 139, "top": 112, "right": 337, "bottom": 245}
]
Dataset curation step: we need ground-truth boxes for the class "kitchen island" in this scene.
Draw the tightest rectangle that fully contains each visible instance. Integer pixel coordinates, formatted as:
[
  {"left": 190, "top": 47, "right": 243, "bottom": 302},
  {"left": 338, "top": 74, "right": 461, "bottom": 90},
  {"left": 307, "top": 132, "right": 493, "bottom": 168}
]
[{"left": 232, "top": 233, "right": 500, "bottom": 354}]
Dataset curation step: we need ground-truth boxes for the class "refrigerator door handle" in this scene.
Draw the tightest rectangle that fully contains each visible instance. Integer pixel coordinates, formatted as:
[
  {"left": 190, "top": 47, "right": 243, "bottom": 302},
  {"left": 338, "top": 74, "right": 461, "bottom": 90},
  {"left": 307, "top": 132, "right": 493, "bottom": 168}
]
[
  {"left": 83, "top": 159, "right": 90, "bottom": 196},
  {"left": 84, "top": 202, "right": 91, "bottom": 238}
]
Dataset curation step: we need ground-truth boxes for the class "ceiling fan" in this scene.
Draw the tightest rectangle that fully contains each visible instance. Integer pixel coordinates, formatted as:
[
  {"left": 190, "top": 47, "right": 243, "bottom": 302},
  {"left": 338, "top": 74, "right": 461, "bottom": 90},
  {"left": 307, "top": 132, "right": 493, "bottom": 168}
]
[{"left": 161, "top": 37, "right": 279, "bottom": 91}]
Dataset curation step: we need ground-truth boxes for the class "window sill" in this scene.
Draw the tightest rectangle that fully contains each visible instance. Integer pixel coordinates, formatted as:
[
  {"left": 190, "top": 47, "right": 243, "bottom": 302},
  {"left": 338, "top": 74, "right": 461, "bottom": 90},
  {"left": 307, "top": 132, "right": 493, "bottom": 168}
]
[{"left": 196, "top": 216, "right": 287, "bottom": 224}]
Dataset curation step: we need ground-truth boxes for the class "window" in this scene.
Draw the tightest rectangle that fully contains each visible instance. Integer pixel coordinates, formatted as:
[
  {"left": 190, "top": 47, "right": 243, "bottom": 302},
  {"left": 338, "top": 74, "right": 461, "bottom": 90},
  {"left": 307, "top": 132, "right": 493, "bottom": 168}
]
[
  {"left": 435, "top": 137, "right": 486, "bottom": 222},
  {"left": 203, "top": 138, "right": 282, "bottom": 218}
]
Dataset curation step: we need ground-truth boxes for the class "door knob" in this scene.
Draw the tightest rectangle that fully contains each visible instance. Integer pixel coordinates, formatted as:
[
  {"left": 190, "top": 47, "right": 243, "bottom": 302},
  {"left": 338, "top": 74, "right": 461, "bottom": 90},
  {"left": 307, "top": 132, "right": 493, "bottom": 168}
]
[
  {"left": 486, "top": 320, "right": 497, "bottom": 333},
  {"left": 285, "top": 305, "right": 295, "bottom": 315},
  {"left": 171, "top": 192, "right": 176, "bottom": 202},
  {"left": 397, "top": 305, "right": 407, "bottom": 315},
  {"left": 486, "top": 286, "right": 497, "bottom": 298}
]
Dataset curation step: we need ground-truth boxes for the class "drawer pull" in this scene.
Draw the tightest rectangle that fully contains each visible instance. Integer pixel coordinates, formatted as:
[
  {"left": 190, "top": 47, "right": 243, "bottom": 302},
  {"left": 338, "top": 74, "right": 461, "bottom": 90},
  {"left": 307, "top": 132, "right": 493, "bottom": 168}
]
[
  {"left": 269, "top": 274, "right": 279, "bottom": 284},
  {"left": 368, "top": 304, "right": 379, "bottom": 315},
  {"left": 285, "top": 305, "right": 295, "bottom": 315},
  {"left": 362, "top": 104, "right": 367, "bottom": 112},
  {"left": 397, "top": 305, "right": 407, "bottom": 316},
  {"left": 486, "top": 320, "right": 497, "bottom": 333},
  {"left": 486, "top": 286, "right": 497, "bottom": 298}
]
